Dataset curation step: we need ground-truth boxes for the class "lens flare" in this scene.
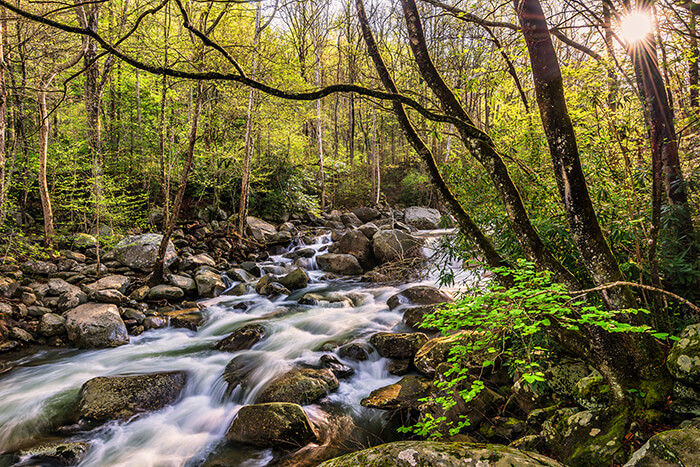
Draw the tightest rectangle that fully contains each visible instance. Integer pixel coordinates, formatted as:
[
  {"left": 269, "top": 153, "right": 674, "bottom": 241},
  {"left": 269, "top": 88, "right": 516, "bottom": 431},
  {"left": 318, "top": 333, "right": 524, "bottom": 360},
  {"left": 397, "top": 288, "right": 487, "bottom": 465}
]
[{"left": 621, "top": 12, "right": 653, "bottom": 43}]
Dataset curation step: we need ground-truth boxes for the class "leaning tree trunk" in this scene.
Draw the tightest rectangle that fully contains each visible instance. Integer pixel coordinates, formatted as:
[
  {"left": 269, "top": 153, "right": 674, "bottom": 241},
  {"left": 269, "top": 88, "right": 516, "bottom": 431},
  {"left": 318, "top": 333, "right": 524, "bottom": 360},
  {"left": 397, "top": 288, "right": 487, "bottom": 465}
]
[
  {"left": 514, "top": 0, "right": 666, "bottom": 400},
  {"left": 151, "top": 82, "right": 204, "bottom": 284},
  {"left": 399, "top": 0, "right": 579, "bottom": 291}
]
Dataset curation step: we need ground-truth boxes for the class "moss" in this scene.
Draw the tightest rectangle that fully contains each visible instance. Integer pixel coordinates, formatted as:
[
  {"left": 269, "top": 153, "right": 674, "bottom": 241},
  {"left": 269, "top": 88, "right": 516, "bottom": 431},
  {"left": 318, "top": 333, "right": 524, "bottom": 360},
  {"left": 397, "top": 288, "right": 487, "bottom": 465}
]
[{"left": 638, "top": 379, "right": 673, "bottom": 409}]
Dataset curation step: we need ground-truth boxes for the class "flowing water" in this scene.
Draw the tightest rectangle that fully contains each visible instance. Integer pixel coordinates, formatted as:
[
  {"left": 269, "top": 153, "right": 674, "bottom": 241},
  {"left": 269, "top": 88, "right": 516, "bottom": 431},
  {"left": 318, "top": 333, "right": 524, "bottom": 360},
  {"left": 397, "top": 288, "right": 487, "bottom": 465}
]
[{"left": 0, "top": 230, "right": 479, "bottom": 466}]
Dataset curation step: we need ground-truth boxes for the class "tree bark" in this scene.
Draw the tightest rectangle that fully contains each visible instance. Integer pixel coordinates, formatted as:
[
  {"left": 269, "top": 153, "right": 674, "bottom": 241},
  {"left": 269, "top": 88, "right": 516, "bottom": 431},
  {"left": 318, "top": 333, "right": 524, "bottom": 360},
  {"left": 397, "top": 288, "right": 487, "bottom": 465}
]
[{"left": 0, "top": 12, "right": 6, "bottom": 224}]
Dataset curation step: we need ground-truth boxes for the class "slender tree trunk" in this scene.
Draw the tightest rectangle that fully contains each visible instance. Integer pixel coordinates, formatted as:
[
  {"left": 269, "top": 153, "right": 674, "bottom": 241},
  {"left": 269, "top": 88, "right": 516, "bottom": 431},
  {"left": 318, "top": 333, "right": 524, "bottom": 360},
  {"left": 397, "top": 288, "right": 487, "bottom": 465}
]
[
  {"left": 151, "top": 82, "right": 204, "bottom": 284},
  {"left": 0, "top": 13, "right": 6, "bottom": 224},
  {"left": 315, "top": 37, "right": 325, "bottom": 211},
  {"left": 690, "top": 10, "right": 699, "bottom": 108},
  {"left": 238, "top": 3, "right": 262, "bottom": 235},
  {"left": 37, "top": 88, "right": 54, "bottom": 245}
]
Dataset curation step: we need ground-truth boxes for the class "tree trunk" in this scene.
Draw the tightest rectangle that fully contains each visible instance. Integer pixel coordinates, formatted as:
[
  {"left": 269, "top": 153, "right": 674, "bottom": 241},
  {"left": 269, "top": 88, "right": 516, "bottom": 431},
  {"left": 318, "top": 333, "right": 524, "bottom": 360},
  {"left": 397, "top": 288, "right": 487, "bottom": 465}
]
[
  {"left": 151, "top": 82, "right": 204, "bottom": 284},
  {"left": 315, "top": 37, "right": 325, "bottom": 211},
  {"left": 0, "top": 12, "right": 6, "bottom": 224},
  {"left": 238, "top": 2, "right": 262, "bottom": 235},
  {"left": 691, "top": 10, "right": 699, "bottom": 108},
  {"left": 399, "top": 0, "right": 579, "bottom": 290},
  {"left": 37, "top": 88, "right": 54, "bottom": 246}
]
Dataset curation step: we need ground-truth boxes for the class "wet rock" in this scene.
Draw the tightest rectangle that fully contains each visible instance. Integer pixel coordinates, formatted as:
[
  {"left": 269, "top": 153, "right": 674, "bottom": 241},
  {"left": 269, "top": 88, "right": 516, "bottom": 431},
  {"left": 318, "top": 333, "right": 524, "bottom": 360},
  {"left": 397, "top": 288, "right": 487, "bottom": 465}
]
[
  {"left": 83, "top": 274, "right": 131, "bottom": 295},
  {"left": 224, "top": 283, "right": 249, "bottom": 296},
  {"left": 414, "top": 331, "right": 479, "bottom": 377},
  {"left": 240, "top": 261, "right": 262, "bottom": 277},
  {"left": 370, "top": 332, "right": 429, "bottom": 359},
  {"left": 338, "top": 342, "right": 373, "bottom": 361},
  {"left": 352, "top": 206, "right": 380, "bottom": 223},
  {"left": 667, "top": 323, "right": 700, "bottom": 387},
  {"left": 195, "top": 270, "right": 225, "bottom": 298},
  {"left": 624, "top": 427, "right": 700, "bottom": 466},
  {"left": 22, "top": 259, "right": 57, "bottom": 276},
  {"left": 113, "top": 234, "right": 177, "bottom": 271},
  {"left": 122, "top": 308, "right": 146, "bottom": 323},
  {"left": 269, "top": 231, "right": 293, "bottom": 244},
  {"left": 76, "top": 371, "right": 187, "bottom": 423},
  {"left": 387, "top": 286, "right": 454, "bottom": 310},
  {"left": 226, "top": 402, "right": 317, "bottom": 448},
  {"left": 167, "top": 309, "right": 204, "bottom": 331},
  {"left": 226, "top": 268, "right": 256, "bottom": 283},
  {"left": 298, "top": 293, "right": 353, "bottom": 308},
  {"left": 361, "top": 375, "right": 433, "bottom": 411},
  {"left": 317, "top": 253, "right": 363, "bottom": 275},
  {"left": 148, "top": 284, "right": 185, "bottom": 301},
  {"left": 403, "top": 206, "right": 442, "bottom": 230},
  {"left": 246, "top": 216, "right": 277, "bottom": 243},
  {"left": 256, "top": 368, "right": 339, "bottom": 405},
  {"left": 332, "top": 230, "right": 373, "bottom": 269},
  {"left": 64, "top": 303, "right": 129, "bottom": 348},
  {"left": 215, "top": 323, "right": 266, "bottom": 352},
  {"left": 316, "top": 440, "right": 563, "bottom": 467},
  {"left": 320, "top": 354, "right": 354, "bottom": 379},
  {"left": 283, "top": 248, "right": 316, "bottom": 260},
  {"left": 372, "top": 230, "right": 423, "bottom": 263},
  {"left": 277, "top": 268, "right": 309, "bottom": 291},
  {"left": 222, "top": 354, "right": 257, "bottom": 393},
  {"left": 144, "top": 316, "right": 167, "bottom": 330},
  {"left": 387, "top": 359, "right": 410, "bottom": 376},
  {"left": 39, "top": 313, "right": 66, "bottom": 337},
  {"left": 16, "top": 441, "right": 89, "bottom": 466}
]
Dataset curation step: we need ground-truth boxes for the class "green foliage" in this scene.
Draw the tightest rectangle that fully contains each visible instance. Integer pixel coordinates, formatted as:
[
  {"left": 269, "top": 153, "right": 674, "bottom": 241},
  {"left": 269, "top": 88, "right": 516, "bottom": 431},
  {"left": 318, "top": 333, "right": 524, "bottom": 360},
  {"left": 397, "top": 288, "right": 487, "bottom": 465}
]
[{"left": 399, "top": 260, "right": 678, "bottom": 439}]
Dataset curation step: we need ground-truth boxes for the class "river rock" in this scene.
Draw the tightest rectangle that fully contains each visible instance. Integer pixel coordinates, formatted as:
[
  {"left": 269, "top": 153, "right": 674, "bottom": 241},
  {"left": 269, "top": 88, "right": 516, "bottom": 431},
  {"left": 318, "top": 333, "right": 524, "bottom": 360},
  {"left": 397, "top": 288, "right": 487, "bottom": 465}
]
[
  {"left": 370, "top": 332, "right": 429, "bottom": 359},
  {"left": 195, "top": 270, "right": 225, "bottom": 298},
  {"left": 240, "top": 261, "right": 262, "bottom": 277},
  {"left": 226, "top": 268, "right": 256, "bottom": 283},
  {"left": 624, "top": 427, "right": 700, "bottom": 466},
  {"left": 226, "top": 402, "right": 317, "bottom": 448},
  {"left": 76, "top": 371, "right": 187, "bottom": 423},
  {"left": 166, "top": 308, "right": 204, "bottom": 331},
  {"left": 372, "top": 230, "right": 423, "bottom": 263},
  {"left": 246, "top": 216, "right": 277, "bottom": 243},
  {"left": 39, "top": 313, "right": 67, "bottom": 337},
  {"left": 361, "top": 375, "right": 433, "bottom": 411},
  {"left": 403, "top": 206, "right": 442, "bottom": 230},
  {"left": 358, "top": 222, "right": 379, "bottom": 240},
  {"left": 283, "top": 248, "right": 316, "bottom": 261},
  {"left": 22, "top": 259, "right": 57, "bottom": 276},
  {"left": 215, "top": 323, "right": 266, "bottom": 351},
  {"left": 58, "top": 289, "right": 88, "bottom": 313},
  {"left": 332, "top": 230, "right": 373, "bottom": 269},
  {"left": 113, "top": 234, "right": 177, "bottom": 271},
  {"left": 91, "top": 288, "right": 128, "bottom": 304},
  {"left": 667, "top": 323, "right": 700, "bottom": 387},
  {"left": 317, "top": 254, "right": 363, "bottom": 275},
  {"left": 148, "top": 284, "right": 185, "bottom": 301},
  {"left": 352, "top": 206, "right": 380, "bottom": 223},
  {"left": 180, "top": 253, "right": 217, "bottom": 270},
  {"left": 64, "top": 303, "right": 129, "bottom": 348},
  {"left": 277, "top": 268, "right": 309, "bottom": 290},
  {"left": 402, "top": 305, "right": 439, "bottom": 331},
  {"left": 16, "top": 441, "right": 89, "bottom": 466},
  {"left": 257, "top": 368, "right": 339, "bottom": 405},
  {"left": 84, "top": 275, "right": 130, "bottom": 295},
  {"left": 340, "top": 212, "right": 362, "bottom": 228},
  {"left": 317, "top": 441, "right": 563, "bottom": 467},
  {"left": 47, "top": 278, "right": 80, "bottom": 296},
  {"left": 387, "top": 286, "right": 454, "bottom": 310},
  {"left": 319, "top": 355, "right": 354, "bottom": 379},
  {"left": 166, "top": 274, "right": 197, "bottom": 294}
]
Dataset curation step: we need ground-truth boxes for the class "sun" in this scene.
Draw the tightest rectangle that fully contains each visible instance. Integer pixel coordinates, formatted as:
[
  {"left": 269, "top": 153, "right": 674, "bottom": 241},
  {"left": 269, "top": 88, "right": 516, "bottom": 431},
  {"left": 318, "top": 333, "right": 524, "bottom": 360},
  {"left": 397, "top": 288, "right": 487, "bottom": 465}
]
[{"left": 620, "top": 12, "right": 653, "bottom": 43}]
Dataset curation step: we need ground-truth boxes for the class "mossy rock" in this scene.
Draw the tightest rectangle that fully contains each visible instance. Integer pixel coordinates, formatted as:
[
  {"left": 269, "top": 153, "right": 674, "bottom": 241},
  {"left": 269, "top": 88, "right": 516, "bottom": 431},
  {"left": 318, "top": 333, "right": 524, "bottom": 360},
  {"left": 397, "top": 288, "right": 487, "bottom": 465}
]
[
  {"left": 572, "top": 375, "right": 609, "bottom": 411},
  {"left": 361, "top": 375, "right": 433, "bottom": 411},
  {"left": 624, "top": 427, "right": 700, "bottom": 466},
  {"left": 256, "top": 368, "right": 339, "bottom": 405},
  {"left": 16, "top": 441, "right": 89, "bottom": 466},
  {"left": 667, "top": 323, "right": 700, "bottom": 387},
  {"left": 370, "top": 332, "right": 429, "bottom": 359},
  {"left": 226, "top": 402, "right": 317, "bottom": 448},
  {"left": 317, "top": 441, "right": 563, "bottom": 466},
  {"left": 76, "top": 371, "right": 187, "bottom": 423}
]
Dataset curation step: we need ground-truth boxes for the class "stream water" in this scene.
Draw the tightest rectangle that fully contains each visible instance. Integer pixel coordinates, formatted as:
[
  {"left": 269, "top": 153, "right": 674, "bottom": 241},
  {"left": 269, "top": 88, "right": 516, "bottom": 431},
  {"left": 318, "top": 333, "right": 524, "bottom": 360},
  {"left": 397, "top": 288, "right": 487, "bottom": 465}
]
[{"left": 0, "top": 230, "right": 478, "bottom": 467}]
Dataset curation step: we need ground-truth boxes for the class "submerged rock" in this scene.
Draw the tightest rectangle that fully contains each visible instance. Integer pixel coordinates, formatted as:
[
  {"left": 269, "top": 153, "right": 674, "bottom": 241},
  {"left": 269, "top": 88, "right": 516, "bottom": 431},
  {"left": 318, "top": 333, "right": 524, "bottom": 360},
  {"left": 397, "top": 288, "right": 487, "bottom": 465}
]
[
  {"left": 64, "top": 303, "right": 129, "bottom": 348},
  {"left": 215, "top": 323, "right": 266, "bottom": 352},
  {"left": 76, "top": 371, "right": 187, "bottom": 423},
  {"left": 226, "top": 402, "right": 317, "bottom": 448},
  {"left": 317, "top": 441, "right": 563, "bottom": 466}
]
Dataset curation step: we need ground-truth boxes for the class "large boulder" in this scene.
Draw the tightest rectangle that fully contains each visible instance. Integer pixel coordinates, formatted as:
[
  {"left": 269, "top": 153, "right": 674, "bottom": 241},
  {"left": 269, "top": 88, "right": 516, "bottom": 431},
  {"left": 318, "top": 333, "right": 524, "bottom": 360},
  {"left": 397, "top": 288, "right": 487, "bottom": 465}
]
[
  {"left": 22, "top": 259, "right": 57, "bottom": 276},
  {"left": 352, "top": 206, "right": 380, "bottom": 223},
  {"left": 246, "top": 216, "right": 277, "bottom": 243},
  {"left": 667, "top": 323, "right": 700, "bottom": 387},
  {"left": 76, "top": 371, "right": 187, "bottom": 423},
  {"left": 387, "top": 286, "right": 454, "bottom": 310},
  {"left": 333, "top": 230, "right": 374, "bottom": 269},
  {"left": 317, "top": 441, "right": 563, "bottom": 467},
  {"left": 64, "top": 303, "right": 129, "bottom": 348},
  {"left": 195, "top": 270, "right": 225, "bottom": 298},
  {"left": 624, "top": 427, "right": 700, "bottom": 466},
  {"left": 226, "top": 402, "right": 317, "bottom": 448},
  {"left": 403, "top": 206, "right": 442, "bottom": 230},
  {"left": 215, "top": 324, "right": 267, "bottom": 352},
  {"left": 317, "top": 254, "right": 363, "bottom": 275},
  {"left": 372, "top": 230, "right": 424, "bottom": 263},
  {"left": 277, "top": 268, "right": 309, "bottom": 291},
  {"left": 256, "top": 368, "right": 339, "bottom": 405},
  {"left": 340, "top": 212, "right": 363, "bottom": 228},
  {"left": 370, "top": 332, "right": 429, "bottom": 359},
  {"left": 113, "top": 234, "right": 177, "bottom": 271}
]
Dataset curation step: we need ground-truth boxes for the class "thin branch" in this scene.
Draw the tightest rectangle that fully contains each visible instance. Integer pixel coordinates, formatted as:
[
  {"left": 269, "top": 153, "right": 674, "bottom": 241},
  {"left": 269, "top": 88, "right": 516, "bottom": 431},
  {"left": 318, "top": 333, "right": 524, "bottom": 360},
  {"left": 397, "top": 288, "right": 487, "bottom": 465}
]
[{"left": 572, "top": 281, "right": 700, "bottom": 314}]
